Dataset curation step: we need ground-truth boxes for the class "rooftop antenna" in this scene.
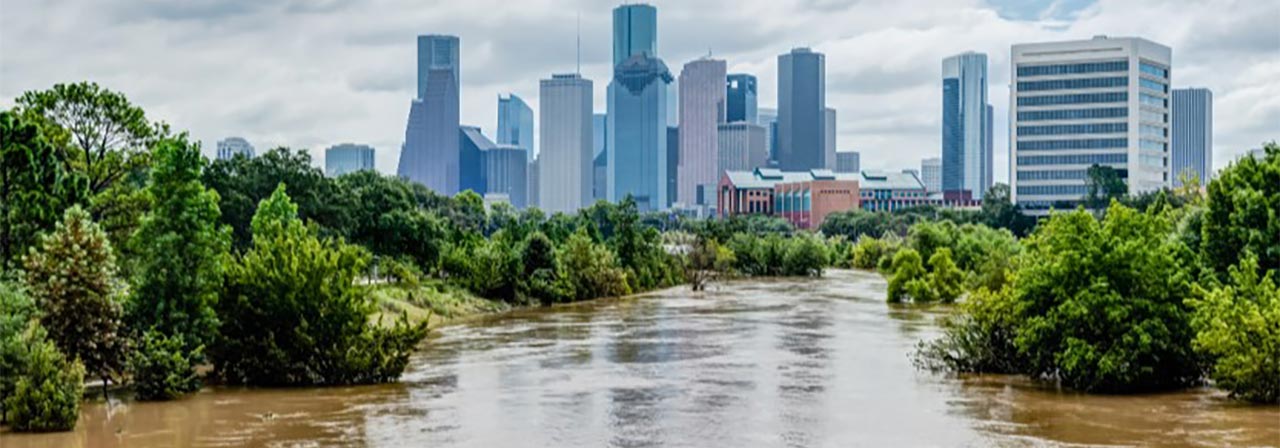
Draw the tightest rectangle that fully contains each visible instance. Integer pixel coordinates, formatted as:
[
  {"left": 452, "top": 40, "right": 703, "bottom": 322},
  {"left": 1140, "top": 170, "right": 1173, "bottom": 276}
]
[{"left": 576, "top": 11, "right": 581, "bottom": 76}]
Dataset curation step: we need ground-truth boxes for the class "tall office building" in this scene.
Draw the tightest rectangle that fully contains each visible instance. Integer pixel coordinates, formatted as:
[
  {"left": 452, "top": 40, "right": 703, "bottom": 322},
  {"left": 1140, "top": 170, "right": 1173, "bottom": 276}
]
[
  {"left": 593, "top": 113, "right": 608, "bottom": 201},
  {"left": 677, "top": 57, "right": 727, "bottom": 211},
  {"left": 778, "top": 48, "right": 826, "bottom": 171},
  {"left": 667, "top": 126, "right": 679, "bottom": 209},
  {"left": 726, "top": 74, "right": 758, "bottom": 124},
  {"left": 528, "top": 158, "right": 540, "bottom": 208},
  {"left": 921, "top": 157, "right": 942, "bottom": 192},
  {"left": 1010, "top": 36, "right": 1172, "bottom": 213},
  {"left": 459, "top": 126, "right": 493, "bottom": 195},
  {"left": 941, "top": 52, "right": 993, "bottom": 200},
  {"left": 836, "top": 151, "right": 860, "bottom": 173},
  {"left": 758, "top": 107, "right": 778, "bottom": 162},
  {"left": 539, "top": 74, "right": 593, "bottom": 213},
  {"left": 498, "top": 94, "right": 535, "bottom": 163},
  {"left": 824, "top": 108, "right": 837, "bottom": 170},
  {"left": 485, "top": 144, "right": 528, "bottom": 208},
  {"left": 1171, "top": 88, "right": 1212, "bottom": 186},
  {"left": 613, "top": 4, "right": 657, "bottom": 67},
  {"left": 325, "top": 143, "right": 375, "bottom": 177},
  {"left": 717, "top": 122, "right": 768, "bottom": 174},
  {"left": 399, "top": 35, "right": 461, "bottom": 194},
  {"left": 608, "top": 54, "right": 673, "bottom": 211},
  {"left": 216, "top": 137, "right": 255, "bottom": 160}
]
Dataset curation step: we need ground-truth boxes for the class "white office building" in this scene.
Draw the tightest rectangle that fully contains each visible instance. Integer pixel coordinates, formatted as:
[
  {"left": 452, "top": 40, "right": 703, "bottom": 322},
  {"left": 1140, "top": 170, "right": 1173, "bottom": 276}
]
[
  {"left": 538, "top": 74, "right": 594, "bottom": 213},
  {"left": 921, "top": 157, "right": 942, "bottom": 193},
  {"left": 1010, "top": 36, "right": 1172, "bottom": 213}
]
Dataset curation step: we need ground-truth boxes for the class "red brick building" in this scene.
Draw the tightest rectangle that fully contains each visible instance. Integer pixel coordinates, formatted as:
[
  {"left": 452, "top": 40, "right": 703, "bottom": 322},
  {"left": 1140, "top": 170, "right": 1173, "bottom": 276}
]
[{"left": 718, "top": 168, "right": 860, "bottom": 229}]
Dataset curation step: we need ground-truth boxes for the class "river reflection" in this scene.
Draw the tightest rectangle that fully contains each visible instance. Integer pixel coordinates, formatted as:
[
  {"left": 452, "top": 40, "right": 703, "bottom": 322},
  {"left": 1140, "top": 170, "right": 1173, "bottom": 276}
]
[{"left": 3, "top": 270, "right": 1277, "bottom": 447}]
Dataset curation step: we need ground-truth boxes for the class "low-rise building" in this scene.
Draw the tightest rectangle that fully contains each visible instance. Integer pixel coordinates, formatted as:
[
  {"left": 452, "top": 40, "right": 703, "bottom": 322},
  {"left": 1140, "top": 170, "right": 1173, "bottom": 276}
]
[{"left": 718, "top": 168, "right": 859, "bottom": 229}]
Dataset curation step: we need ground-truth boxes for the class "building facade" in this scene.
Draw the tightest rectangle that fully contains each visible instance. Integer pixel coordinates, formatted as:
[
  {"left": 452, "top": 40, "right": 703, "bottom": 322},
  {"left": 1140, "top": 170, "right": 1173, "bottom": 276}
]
[
  {"left": 608, "top": 54, "right": 673, "bottom": 211},
  {"left": 539, "top": 74, "right": 594, "bottom": 213},
  {"left": 399, "top": 35, "right": 461, "bottom": 194},
  {"left": 592, "top": 113, "right": 608, "bottom": 201},
  {"left": 824, "top": 108, "right": 837, "bottom": 170},
  {"left": 676, "top": 57, "right": 727, "bottom": 212},
  {"left": 613, "top": 4, "right": 657, "bottom": 67},
  {"left": 726, "top": 73, "right": 758, "bottom": 124},
  {"left": 778, "top": 48, "right": 827, "bottom": 171},
  {"left": 857, "top": 170, "right": 933, "bottom": 212},
  {"left": 1171, "top": 88, "right": 1212, "bottom": 186},
  {"left": 498, "top": 94, "right": 535, "bottom": 163},
  {"left": 1011, "top": 36, "right": 1172, "bottom": 213},
  {"left": 216, "top": 137, "right": 255, "bottom": 160},
  {"left": 921, "top": 157, "right": 942, "bottom": 192},
  {"left": 325, "top": 143, "right": 375, "bottom": 177},
  {"left": 718, "top": 168, "right": 859, "bottom": 229},
  {"left": 758, "top": 107, "right": 778, "bottom": 163},
  {"left": 717, "top": 122, "right": 768, "bottom": 175},
  {"left": 835, "top": 151, "right": 860, "bottom": 173},
  {"left": 942, "top": 52, "right": 993, "bottom": 200},
  {"left": 459, "top": 126, "right": 494, "bottom": 195},
  {"left": 485, "top": 144, "right": 528, "bottom": 208}
]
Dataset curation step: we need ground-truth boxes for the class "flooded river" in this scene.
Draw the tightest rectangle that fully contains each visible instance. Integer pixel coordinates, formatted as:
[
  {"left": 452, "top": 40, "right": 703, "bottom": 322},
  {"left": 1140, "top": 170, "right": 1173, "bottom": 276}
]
[{"left": 4, "top": 270, "right": 1277, "bottom": 447}]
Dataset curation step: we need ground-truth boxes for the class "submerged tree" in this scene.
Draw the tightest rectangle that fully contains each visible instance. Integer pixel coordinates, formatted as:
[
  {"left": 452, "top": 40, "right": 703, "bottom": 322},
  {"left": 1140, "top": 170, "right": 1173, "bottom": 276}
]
[{"left": 1189, "top": 255, "right": 1280, "bottom": 404}]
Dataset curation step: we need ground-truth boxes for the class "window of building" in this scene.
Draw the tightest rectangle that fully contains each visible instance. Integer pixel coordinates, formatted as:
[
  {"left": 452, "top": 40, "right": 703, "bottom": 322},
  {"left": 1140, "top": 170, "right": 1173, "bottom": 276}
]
[
  {"left": 1017, "top": 92, "right": 1127, "bottom": 107},
  {"left": 1017, "top": 77, "right": 1127, "bottom": 91},
  {"left": 1018, "top": 153, "right": 1128, "bottom": 165},
  {"left": 1017, "top": 60, "right": 1128, "bottom": 77},
  {"left": 1017, "top": 107, "right": 1127, "bottom": 121},
  {"left": 1017, "top": 138, "right": 1128, "bottom": 151},
  {"left": 1018, "top": 122, "right": 1127, "bottom": 136}
]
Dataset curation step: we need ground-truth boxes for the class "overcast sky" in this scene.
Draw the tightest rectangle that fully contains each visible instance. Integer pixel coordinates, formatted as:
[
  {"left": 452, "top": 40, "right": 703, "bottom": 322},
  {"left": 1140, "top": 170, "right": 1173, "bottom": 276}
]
[{"left": 2, "top": 0, "right": 1277, "bottom": 180}]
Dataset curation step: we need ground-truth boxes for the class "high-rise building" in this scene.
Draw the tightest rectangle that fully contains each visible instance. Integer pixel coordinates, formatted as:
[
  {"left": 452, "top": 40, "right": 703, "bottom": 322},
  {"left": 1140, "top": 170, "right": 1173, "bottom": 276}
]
[
  {"left": 1010, "top": 36, "right": 1172, "bottom": 213},
  {"left": 726, "top": 74, "right": 758, "bottom": 124},
  {"left": 485, "top": 144, "right": 528, "bottom": 208},
  {"left": 400, "top": 35, "right": 461, "bottom": 194},
  {"left": 921, "top": 157, "right": 942, "bottom": 192},
  {"left": 528, "top": 157, "right": 540, "bottom": 208},
  {"left": 1171, "top": 88, "right": 1212, "bottom": 186},
  {"left": 459, "top": 126, "right": 493, "bottom": 195},
  {"left": 676, "top": 57, "right": 727, "bottom": 211},
  {"left": 325, "top": 143, "right": 375, "bottom": 177},
  {"left": 667, "top": 126, "right": 679, "bottom": 209},
  {"left": 613, "top": 4, "right": 657, "bottom": 67},
  {"left": 498, "top": 94, "right": 535, "bottom": 163},
  {"left": 539, "top": 74, "right": 593, "bottom": 213},
  {"left": 777, "top": 48, "right": 826, "bottom": 171},
  {"left": 758, "top": 107, "right": 778, "bottom": 162},
  {"left": 593, "top": 113, "right": 608, "bottom": 201},
  {"left": 836, "top": 151, "right": 860, "bottom": 173},
  {"left": 216, "top": 137, "right": 255, "bottom": 160},
  {"left": 941, "top": 51, "right": 993, "bottom": 201},
  {"left": 608, "top": 54, "right": 673, "bottom": 211},
  {"left": 717, "top": 122, "right": 768, "bottom": 175},
  {"left": 824, "top": 107, "right": 837, "bottom": 170}
]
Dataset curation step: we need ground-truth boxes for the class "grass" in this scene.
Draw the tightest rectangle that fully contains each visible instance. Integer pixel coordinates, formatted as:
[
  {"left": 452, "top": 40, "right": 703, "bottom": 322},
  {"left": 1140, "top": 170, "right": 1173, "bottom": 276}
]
[{"left": 366, "top": 279, "right": 510, "bottom": 328}]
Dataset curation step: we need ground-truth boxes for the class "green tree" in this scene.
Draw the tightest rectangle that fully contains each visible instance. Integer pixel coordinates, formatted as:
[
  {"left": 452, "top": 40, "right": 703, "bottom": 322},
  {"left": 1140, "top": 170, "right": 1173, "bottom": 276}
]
[
  {"left": 3, "top": 324, "right": 85, "bottom": 433},
  {"left": 1202, "top": 142, "right": 1279, "bottom": 277},
  {"left": 213, "top": 185, "right": 426, "bottom": 386},
  {"left": 203, "top": 148, "right": 352, "bottom": 248},
  {"left": 1188, "top": 255, "right": 1279, "bottom": 404},
  {"left": 886, "top": 248, "right": 930, "bottom": 303},
  {"left": 782, "top": 234, "right": 830, "bottom": 277},
  {"left": 928, "top": 248, "right": 964, "bottom": 303},
  {"left": 23, "top": 206, "right": 127, "bottom": 393},
  {"left": 0, "top": 281, "right": 36, "bottom": 423},
  {"left": 1084, "top": 164, "right": 1127, "bottom": 210},
  {"left": 906, "top": 220, "right": 958, "bottom": 263},
  {"left": 518, "top": 231, "right": 565, "bottom": 304},
  {"left": 916, "top": 286, "right": 1024, "bottom": 374},
  {"left": 560, "top": 229, "right": 631, "bottom": 301},
  {"left": 980, "top": 183, "right": 1036, "bottom": 236},
  {"left": 127, "top": 329, "right": 201, "bottom": 401},
  {"left": 0, "top": 110, "right": 86, "bottom": 267},
  {"left": 128, "top": 135, "right": 230, "bottom": 356}
]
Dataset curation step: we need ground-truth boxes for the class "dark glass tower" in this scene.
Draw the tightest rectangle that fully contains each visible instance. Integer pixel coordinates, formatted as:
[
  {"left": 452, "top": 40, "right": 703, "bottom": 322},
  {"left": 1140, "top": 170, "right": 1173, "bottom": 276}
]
[
  {"left": 777, "top": 48, "right": 825, "bottom": 171},
  {"left": 399, "top": 35, "right": 461, "bottom": 194},
  {"left": 726, "top": 74, "right": 758, "bottom": 124}
]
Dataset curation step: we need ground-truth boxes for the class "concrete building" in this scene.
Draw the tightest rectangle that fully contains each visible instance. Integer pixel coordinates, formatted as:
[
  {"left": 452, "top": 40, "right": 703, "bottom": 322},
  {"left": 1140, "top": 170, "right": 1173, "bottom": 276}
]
[
  {"left": 777, "top": 48, "right": 826, "bottom": 171},
  {"left": 824, "top": 108, "right": 837, "bottom": 170},
  {"left": 921, "top": 157, "right": 942, "bottom": 192},
  {"left": 485, "top": 144, "right": 528, "bottom": 209},
  {"left": 539, "top": 74, "right": 593, "bottom": 213},
  {"left": 676, "top": 57, "right": 727, "bottom": 212},
  {"left": 858, "top": 170, "right": 933, "bottom": 212},
  {"left": 325, "top": 143, "right": 375, "bottom": 177},
  {"left": 1171, "top": 88, "right": 1212, "bottom": 186},
  {"left": 718, "top": 168, "right": 859, "bottom": 229},
  {"left": 216, "top": 137, "right": 255, "bottom": 160},
  {"left": 607, "top": 54, "right": 673, "bottom": 211},
  {"left": 1010, "top": 36, "right": 1172, "bottom": 213},
  {"left": 399, "top": 35, "right": 461, "bottom": 194},
  {"left": 942, "top": 52, "right": 993, "bottom": 201},
  {"left": 758, "top": 107, "right": 778, "bottom": 162},
  {"left": 836, "top": 151, "right": 860, "bottom": 173},
  {"left": 717, "top": 122, "right": 769, "bottom": 175},
  {"left": 726, "top": 73, "right": 758, "bottom": 124},
  {"left": 498, "top": 94, "right": 535, "bottom": 163}
]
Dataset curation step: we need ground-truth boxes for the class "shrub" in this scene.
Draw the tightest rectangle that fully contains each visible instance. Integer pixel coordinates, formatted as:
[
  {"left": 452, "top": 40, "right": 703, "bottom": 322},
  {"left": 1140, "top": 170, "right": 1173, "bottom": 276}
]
[
  {"left": 1202, "top": 142, "right": 1278, "bottom": 278},
  {"left": 4, "top": 325, "right": 84, "bottom": 432},
  {"left": 928, "top": 248, "right": 964, "bottom": 303},
  {"left": 0, "top": 281, "right": 36, "bottom": 422},
  {"left": 915, "top": 287, "right": 1024, "bottom": 374},
  {"left": 128, "top": 329, "right": 201, "bottom": 401},
  {"left": 1189, "top": 255, "right": 1280, "bottom": 404},
  {"left": 886, "top": 248, "right": 929, "bottom": 303},
  {"left": 782, "top": 234, "right": 830, "bottom": 277},
  {"left": 560, "top": 230, "right": 631, "bottom": 301}
]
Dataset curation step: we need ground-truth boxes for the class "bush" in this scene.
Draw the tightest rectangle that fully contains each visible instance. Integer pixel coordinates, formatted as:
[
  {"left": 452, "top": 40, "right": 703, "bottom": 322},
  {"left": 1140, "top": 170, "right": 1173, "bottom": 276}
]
[
  {"left": 4, "top": 325, "right": 84, "bottom": 432},
  {"left": 0, "top": 281, "right": 36, "bottom": 422},
  {"left": 782, "top": 234, "right": 830, "bottom": 277},
  {"left": 851, "top": 235, "right": 899, "bottom": 270},
  {"left": 560, "top": 230, "right": 631, "bottom": 301},
  {"left": 886, "top": 248, "right": 929, "bottom": 303},
  {"left": 928, "top": 248, "right": 964, "bottom": 303},
  {"left": 915, "top": 287, "right": 1024, "bottom": 374},
  {"left": 1189, "top": 255, "right": 1280, "bottom": 404},
  {"left": 128, "top": 329, "right": 201, "bottom": 401},
  {"left": 726, "top": 233, "right": 786, "bottom": 276},
  {"left": 1202, "top": 142, "right": 1278, "bottom": 278}
]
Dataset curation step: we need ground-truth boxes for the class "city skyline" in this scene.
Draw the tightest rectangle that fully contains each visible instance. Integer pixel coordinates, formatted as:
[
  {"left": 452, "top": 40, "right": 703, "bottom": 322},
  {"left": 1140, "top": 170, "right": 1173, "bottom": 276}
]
[{"left": 2, "top": 1, "right": 1274, "bottom": 178}]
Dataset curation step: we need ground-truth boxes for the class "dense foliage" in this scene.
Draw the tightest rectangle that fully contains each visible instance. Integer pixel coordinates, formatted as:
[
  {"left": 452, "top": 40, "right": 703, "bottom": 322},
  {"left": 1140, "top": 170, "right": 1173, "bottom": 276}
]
[
  {"left": 1202, "top": 143, "right": 1279, "bottom": 277},
  {"left": 127, "top": 329, "right": 201, "bottom": 401},
  {"left": 1189, "top": 256, "right": 1279, "bottom": 404},
  {"left": 3, "top": 324, "right": 85, "bottom": 432},
  {"left": 0, "top": 111, "right": 85, "bottom": 268}
]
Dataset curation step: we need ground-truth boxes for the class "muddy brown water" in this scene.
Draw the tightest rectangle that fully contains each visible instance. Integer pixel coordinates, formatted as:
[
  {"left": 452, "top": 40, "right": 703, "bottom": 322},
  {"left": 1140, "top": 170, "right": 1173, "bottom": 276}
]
[{"left": 3, "top": 270, "right": 1277, "bottom": 447}]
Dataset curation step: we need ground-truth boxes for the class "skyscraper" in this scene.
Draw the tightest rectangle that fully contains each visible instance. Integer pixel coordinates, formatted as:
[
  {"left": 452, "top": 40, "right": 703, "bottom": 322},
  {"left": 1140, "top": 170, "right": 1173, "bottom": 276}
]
[
  {"left": 677, "top": 57, "right": 727, "bottom": 211},
  {"left": 836, "top": 151, "right": 860, "bottom": 173},
  {"left": 726, "top": 73, "right": 758, "bottom": 124},
  {"left": 608, "top": 54, "right": 673, "bottom": 211},
  {"left": 717, "top": 122, "right": 768, "bottom": 174},
  {"left": 1010, "top": 36, "right": 1172, "bottom": 213},
  {"left": 941, "top": 51, "right": 993, "bottom": 201},
  {"left": 1171, "top": 88, "right": 1212, "bottom": 186},
  {"left": 459, "top": 126, "right": 493, "bottom": 195},
  {"left": 399, "top": 35, "right": 461, "bottom": 194},
  {"left": 824, "top": 107, "right": 837, "bottom": 170},
  {"left": 498, "top": 94, "right": 535, "bottom": 163},
  {"left": 758, "top": 107, "right": 778, "bottom": 162},
  {"left": 485, "top": 144, "right": 528, "bottom": 208},
  {"left": 593, "top": 113, "right": 608, "bottom": 201},
  {"left": 777, "top": 48, "right": 826, "bottom": 171},
  {"left": 921, "top": 157, "right": 942, "bottom": 192},
  {"left": 539, "top": 74, "right": 593, "bottom": 213},
  {"left": 613, "top": 4, "right": 657, "bottom": 67},
  {"left": 667, "top": 126, "right": 679, "bottom": 209},
  {"left": 216, "top": 137, "right": 255, "bottom": 160},
  {"left": 325, "top": 143, "right": 375, "bottom": 177}
]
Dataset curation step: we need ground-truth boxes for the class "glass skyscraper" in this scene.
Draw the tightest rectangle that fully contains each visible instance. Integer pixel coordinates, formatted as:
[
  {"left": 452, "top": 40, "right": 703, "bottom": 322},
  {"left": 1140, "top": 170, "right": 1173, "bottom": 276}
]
[
  {"left": 777, "top": 48, "right": 826, "bottom": 171},
  {"left": 400, "top": 34, "right": 461, "bottom": 194},
  {"left": 613, "top": 4, "right": 657, "bottom": 67},
  {"left": 608, "top": 54, "right": 673, "bottom": 211},
  {"left": 325, "top": 143, "right": 375, "bottom": 177},
  {"left": 459, "top": 126, "right": 493, "bottom": 195},
  {"left": 726, "top": 74, "right": 757, "bottom": 124},
  {"left": 498, "top": 94, "right": 535, "bottom": 163},
  {"left": 593, "top": 113, "right": 608, "bottom": 201},
  {"left": 1171, "top": 88, "right": 1212, "bottom": 187},
  {"left": 941, "top": 51, "right": 993, "bottom": 200}
]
